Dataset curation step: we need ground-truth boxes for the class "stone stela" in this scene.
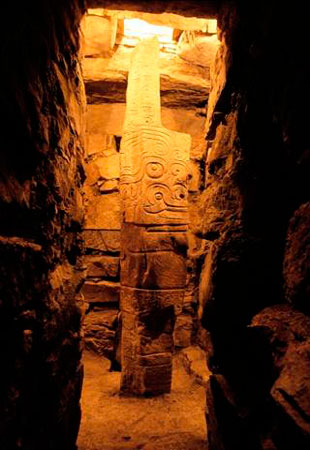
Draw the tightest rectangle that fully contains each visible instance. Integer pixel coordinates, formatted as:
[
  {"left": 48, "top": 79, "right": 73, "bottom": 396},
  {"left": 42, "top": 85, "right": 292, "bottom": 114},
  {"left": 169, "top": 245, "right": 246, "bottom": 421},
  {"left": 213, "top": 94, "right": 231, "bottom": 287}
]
[{"left": 120, "top": 37, "right": 191, "bottom": 395}]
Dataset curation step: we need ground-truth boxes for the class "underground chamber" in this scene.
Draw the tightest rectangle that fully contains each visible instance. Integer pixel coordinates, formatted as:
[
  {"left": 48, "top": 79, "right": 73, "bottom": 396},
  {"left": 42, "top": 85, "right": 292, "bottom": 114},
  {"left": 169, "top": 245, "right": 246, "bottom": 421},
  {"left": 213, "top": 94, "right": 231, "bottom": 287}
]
[{"left": 0, "top": 1, "right": 310, "bottom": 450}]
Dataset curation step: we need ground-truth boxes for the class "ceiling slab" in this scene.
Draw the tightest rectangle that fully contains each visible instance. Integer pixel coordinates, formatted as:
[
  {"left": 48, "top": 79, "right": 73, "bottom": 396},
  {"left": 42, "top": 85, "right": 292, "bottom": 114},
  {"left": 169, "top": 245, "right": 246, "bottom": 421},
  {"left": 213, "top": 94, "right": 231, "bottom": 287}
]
[{"left": 86, "top": 1, "right": 219, "bottom": 18}]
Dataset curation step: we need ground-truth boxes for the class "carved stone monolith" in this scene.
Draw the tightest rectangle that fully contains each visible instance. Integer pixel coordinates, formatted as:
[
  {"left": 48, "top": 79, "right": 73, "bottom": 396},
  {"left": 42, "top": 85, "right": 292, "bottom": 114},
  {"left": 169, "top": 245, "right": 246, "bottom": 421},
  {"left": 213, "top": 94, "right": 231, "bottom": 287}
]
[{"left": 120, "top": 38, "right": 191, "bottom": 395}]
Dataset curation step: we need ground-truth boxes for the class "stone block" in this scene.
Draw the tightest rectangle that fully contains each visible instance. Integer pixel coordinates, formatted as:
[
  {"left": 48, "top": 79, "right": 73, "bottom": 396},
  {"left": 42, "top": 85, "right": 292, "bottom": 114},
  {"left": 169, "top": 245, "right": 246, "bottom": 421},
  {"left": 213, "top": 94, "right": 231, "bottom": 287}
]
[
  {"left": 103, "top": 153, "right": 120, "bottom": 179},
  {"left": 120, "top": 334, "right": 173, "bottom": 395},
  {"left": 143, "top": 364, "right": 172, "bottom": 393},
  {"left": 86, "top": 133, "right": 106, "bottom": 157},
  {"left": 139, "top": 332, "right": 174, "bottom": 356},
  {"left": 98, "top": 179, "right": 119, "bottom": 193},
  {"left": 84, "top": 161, "right": 101, "bottom": 186},
  {"left": 85, "top": 308, "right": 118, "bottom": 329},
  {"left": 87, "top": 133, "right": 117, "bottom": 157},
  {"left": 84, "top": 309, "right": 118, "bottom": 359},
  {"left": 121, "top": 223, "right": 188, "bottom": 253},
  {"left": 84, "top": 192, "right": 121, "bottom": 230},
  {"left": 121, "top": 361, "right": 172, "bottom": 396},
  {"left": 85, "top": 153, "right": 120, "bottom": 185},
  {"left": 174, "top": 314, "right": 194, "bottom": 348},
  {"left": 121, "top": 251, "right": 187, "bottom": 289},
  {"left": 179, "top": 345, "right": 210, "bottom": 387},
  {"left": 177, "top": 33, "right": 219, "bottom": 69},
  {"left": 82, "top": 13, "right": 117, "bottom": 56},
  {"left": 120, "top": 287, "right": 184, "bottom": 314},
  {"left": 82, "top": 230, "right": 121, "bottom": 253},
  {"left": 84, "top": 255, "right": 119, "bottom": 278},
  {"left": 97, "top": 153, "right": 120, "bottom": 180},
  {"left": 82, "top": 280, "right": 120, "bottom": 303},
  {"left": 137, "top": 353, "right": 172, "bottom": 367}
]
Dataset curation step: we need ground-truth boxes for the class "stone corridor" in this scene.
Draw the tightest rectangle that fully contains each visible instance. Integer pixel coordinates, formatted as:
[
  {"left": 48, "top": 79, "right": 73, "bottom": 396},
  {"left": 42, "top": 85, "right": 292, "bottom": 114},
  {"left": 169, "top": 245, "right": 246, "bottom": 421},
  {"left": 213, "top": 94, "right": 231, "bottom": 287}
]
[{"left": 1, "top": 2, "right": 309, "bottom": 450}]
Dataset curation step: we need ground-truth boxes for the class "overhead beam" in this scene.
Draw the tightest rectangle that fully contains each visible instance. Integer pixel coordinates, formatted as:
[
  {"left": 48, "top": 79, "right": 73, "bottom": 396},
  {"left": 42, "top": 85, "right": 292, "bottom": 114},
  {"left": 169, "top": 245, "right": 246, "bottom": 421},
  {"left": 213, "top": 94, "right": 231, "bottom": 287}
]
[{"left": 86, "top": 1, "right": 219, "bottom": 18}]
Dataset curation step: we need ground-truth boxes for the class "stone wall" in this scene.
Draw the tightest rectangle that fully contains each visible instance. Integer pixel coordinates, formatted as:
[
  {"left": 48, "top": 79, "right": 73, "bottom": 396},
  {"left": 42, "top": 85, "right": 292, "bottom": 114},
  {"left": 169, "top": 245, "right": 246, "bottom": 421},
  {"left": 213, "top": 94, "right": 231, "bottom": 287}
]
[
  {"left": 82, "top": 133, "right": 121, "bottom": 364},
  {"left": 0, "top": 1, "right": 86, "bottom": 449},
  {"left": 1, "top": 0, "right": 308, "bottom": 448},
  {"left": 197, "top": 1, "right": 310, "bottom": 449}
]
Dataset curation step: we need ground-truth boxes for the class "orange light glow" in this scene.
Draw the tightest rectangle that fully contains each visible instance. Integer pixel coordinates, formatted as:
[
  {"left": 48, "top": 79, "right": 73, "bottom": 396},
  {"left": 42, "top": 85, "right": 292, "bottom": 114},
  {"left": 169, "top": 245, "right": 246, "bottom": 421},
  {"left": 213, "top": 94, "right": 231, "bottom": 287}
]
[{"left": 124, "top": 19, "right": 174, "bottom": 43}]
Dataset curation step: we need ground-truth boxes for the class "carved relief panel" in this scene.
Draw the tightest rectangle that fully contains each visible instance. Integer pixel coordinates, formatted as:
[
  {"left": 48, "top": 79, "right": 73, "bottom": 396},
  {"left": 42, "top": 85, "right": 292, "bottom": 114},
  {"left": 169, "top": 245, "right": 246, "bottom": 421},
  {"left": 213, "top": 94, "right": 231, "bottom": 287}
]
[{"left": 120, "top": 126, "right": 191, "bottom": 225}]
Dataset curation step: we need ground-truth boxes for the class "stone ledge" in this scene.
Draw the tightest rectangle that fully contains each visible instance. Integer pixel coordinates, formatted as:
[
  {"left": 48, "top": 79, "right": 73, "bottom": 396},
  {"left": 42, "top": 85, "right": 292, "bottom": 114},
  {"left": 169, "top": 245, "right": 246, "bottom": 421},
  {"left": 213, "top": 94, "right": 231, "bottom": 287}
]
[
  {"left": 82, "top": 280, "right": 120, "bottom": 303},
  {"left": 84, "top": 254, "right": 120, "bottom": 278}
]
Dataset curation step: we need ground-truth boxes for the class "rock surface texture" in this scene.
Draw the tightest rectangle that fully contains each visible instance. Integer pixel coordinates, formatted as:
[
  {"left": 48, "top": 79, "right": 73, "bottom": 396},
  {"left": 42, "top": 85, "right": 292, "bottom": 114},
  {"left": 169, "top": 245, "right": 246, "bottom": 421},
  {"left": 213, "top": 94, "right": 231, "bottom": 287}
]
[
  {"left": 197, "top": 1, "right": 310, "bottom": 449},
  {"left": 1, "top": 1, "right": 309, "bottom": 449},
  {"left": 0, "top": 1, "right": 86, "bottom": 449},
  {"left": 82, "top": 128, "right": 121, "bottom": 362},
  {"left": 82, "top": 133, "right": 121, "bottom": 364},
  {"left": 119, "top": 38, "right": 191, "bottom": 395}
]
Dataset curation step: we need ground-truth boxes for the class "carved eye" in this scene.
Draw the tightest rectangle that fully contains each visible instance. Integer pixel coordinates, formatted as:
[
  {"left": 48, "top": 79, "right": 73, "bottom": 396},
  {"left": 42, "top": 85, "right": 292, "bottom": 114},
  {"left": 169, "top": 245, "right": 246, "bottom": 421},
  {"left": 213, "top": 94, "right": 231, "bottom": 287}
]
[
  {"left": 146, "top": 161, "right": 164, "bottom": 178},
  {"left": 155, "top": 192, "right": 163, "bottom": 200},
  {"left": 171, "top": 162, "right": 187, "bottom": 178}
]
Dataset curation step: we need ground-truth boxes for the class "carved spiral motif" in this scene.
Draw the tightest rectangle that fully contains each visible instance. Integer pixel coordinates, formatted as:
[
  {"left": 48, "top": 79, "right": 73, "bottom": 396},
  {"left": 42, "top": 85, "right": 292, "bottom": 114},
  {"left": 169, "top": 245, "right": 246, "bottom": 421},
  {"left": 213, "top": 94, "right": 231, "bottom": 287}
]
[
  {"left": 145, "top": 161, "right": 165, "bottom": 179},
  {"left": 143, "top": 182, "right": 188, "bottom": 216},
  {"left": 170, "top": 162, "right": 188, "bottom": 181},
  {"left": 144, "top": 184, "right": 170, "bottom": 214}
]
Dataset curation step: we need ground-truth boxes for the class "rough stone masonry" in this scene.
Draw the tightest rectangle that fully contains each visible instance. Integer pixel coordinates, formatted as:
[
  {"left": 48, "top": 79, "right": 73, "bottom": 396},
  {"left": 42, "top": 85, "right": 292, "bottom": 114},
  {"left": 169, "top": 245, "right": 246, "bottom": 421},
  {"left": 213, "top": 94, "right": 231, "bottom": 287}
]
[{"left": 119, "top": 37, "right": 191, "bottom": 395}]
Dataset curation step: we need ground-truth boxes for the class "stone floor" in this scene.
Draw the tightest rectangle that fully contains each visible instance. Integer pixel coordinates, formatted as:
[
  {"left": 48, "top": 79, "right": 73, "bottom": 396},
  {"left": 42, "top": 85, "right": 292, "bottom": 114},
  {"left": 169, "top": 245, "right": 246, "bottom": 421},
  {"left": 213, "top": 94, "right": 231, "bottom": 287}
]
[{"left": 77, "top": 350, "right": 208, "bottom": 450}]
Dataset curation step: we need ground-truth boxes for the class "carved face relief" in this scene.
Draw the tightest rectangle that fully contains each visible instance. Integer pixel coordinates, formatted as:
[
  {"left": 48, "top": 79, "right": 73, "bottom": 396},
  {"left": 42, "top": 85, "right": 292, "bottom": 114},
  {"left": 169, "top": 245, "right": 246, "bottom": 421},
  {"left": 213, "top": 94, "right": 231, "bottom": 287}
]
[{"left": 120, "top": 125, "right": 191, "bottom": 225}]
